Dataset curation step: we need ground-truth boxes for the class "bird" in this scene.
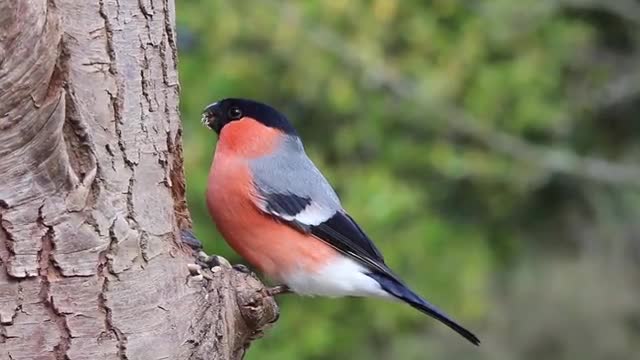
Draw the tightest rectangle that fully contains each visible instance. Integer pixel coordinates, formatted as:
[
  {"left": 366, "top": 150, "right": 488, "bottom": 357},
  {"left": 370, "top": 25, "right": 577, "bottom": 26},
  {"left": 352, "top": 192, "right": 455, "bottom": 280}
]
[{"left": 201, "top": 98, "right": 480, "bottom": 346}]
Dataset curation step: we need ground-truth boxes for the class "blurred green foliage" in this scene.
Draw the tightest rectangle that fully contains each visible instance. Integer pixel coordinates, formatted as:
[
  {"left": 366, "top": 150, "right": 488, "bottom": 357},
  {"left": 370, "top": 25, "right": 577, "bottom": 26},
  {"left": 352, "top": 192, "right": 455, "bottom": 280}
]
[{"left": 177, "top": 1, "right": 640, "bottom": 359}]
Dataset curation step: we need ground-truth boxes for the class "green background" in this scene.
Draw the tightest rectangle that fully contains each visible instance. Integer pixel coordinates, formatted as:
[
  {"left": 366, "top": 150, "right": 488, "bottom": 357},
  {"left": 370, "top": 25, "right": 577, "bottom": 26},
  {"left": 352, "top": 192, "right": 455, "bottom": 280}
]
[{"left": 177, "top": 1, "right": 640, "bottom": 359}]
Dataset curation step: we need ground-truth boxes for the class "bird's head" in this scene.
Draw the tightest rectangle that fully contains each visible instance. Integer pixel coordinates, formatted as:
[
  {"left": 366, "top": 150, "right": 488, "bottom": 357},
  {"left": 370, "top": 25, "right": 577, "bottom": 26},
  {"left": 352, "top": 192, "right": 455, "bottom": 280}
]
[{"left": 202, "top": 98, "right": 297, "bottom": 136}]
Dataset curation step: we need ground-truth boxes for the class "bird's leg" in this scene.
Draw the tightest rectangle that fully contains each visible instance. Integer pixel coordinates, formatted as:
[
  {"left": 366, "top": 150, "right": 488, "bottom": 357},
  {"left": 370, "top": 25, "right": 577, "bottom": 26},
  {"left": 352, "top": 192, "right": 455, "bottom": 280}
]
[
  {"left": 180, "top": 228, "right": 203, "bottom": 250},
  {"left": 265, "top": 285, "right": 291, "bottom": 296}
]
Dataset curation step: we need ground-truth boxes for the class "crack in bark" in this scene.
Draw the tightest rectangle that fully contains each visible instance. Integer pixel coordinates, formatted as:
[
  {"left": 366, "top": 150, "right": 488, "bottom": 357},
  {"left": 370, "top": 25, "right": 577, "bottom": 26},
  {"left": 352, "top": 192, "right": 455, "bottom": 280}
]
[
  {"left": 0, "top": 280, "right": 23, "bottom": 327},
  {"left": 0, "top": 323, "right": 7, "bottom": 343},
  {"left": 37, "top": 205, "right": 70, "bottom": 359},
  {"left": 14, "top": 283, "right": 23, "bottom": 324},
  {"left": 99, "top": 274, "right": 128, "bottom": 360},
  {"left": 140, "top": 49, "right": 155, "bottom": 113},
  {"left": 98, "top": 220, "right": 128, "bottom": 359},
  {"left": 97, "top": 216, "right": 129, "bottom": 358},
  {"left": 158, "top": 0, "right": 189, "bottom": 238},
  {"left": 102, "top": 19, "right": 144, "bottom": 268},
  {"left": 49, "top": 297, "right": 72, "bottom": 360},
  {"left": 158, "top": 20, "right": 171, "bottom": 88},
  {"left": 75, "top": 6, "right": 137, "bottom": 360},
  {"left": 184, "top": 291, "right": 216, "bottom": 359},
  {"left": 100, "top": 0, "right": 143, "bottom": 265},
  {"left": 159, "top": 0, "right": 189, "bottom": 232},
  {"left": 125, "top": 173, "right": 147, "bottom": 265},
  {"left": 139, "top": 231, "right": 150, "bottom": 263},
  {"left": 161, "top": 0, "right": 178, "bottom": 85},
  {"left": 97, "top": 6, "right": 142, "bottom": 355},
  {"left": 0, "top": 211, "right": 15, "bottom": 277},
  {"left": 168, "top": 129, "right": 191, "bottom": 230},
  {"left": 138, "top": 40, "right": 156, "bottom": 216},
  {"left": 138, "top": 0, "right": 154, "bottom": 19}
]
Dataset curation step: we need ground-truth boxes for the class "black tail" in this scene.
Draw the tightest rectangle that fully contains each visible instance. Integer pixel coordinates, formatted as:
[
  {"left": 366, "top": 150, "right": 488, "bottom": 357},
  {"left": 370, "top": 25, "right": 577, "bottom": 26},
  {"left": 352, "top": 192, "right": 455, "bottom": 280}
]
[{"left": 368, "top": 272, "right": 480, "bottom": 346}]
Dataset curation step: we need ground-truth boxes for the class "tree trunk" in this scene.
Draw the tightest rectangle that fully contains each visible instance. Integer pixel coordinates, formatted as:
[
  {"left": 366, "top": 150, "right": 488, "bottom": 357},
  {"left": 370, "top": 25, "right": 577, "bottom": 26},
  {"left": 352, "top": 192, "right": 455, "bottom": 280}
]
[{"left": 0, "top": 1, "right": 277, "bottom": 359}]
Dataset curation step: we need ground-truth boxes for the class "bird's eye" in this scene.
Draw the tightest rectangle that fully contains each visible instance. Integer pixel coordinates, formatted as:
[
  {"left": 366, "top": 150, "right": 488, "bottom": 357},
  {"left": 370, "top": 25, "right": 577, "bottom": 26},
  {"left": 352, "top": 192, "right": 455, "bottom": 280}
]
[{"left": 228, "top": 107, "right": 243, "bottom": 120}]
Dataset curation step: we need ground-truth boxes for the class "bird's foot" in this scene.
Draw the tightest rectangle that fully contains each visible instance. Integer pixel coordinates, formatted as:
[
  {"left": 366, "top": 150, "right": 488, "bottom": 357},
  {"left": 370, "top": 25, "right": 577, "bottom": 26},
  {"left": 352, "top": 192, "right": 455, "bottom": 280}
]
[
  {"left": 181, "top": 229, "right": 231, "bottom": 284},
  {"left": 196, "top": 251, "right": 231, "bottom": 270},
  {"left": 185, "top": 254, "right": 231, "bottom": 285},
  {"left": 264, "top": 285, "right": 291, "bottom": 297},
  {"left": 232, "top": 264, "right": 251, "bottom": 273},
  {"left": 181, "top": 229, "right": 225, "bottom": 267},
  {"left": 181, "top": 230, "right": 274, "bottom": 293}
]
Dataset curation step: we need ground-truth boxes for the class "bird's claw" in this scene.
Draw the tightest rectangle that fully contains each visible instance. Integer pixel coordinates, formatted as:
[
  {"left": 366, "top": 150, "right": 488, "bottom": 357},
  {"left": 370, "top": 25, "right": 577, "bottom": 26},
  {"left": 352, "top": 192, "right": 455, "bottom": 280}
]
[
  {"left": 232, "top": 264, "right": 251, "bottom": 273},
  {"left": 181, "top": 230, "right": 265, "bottom": 286},
  {"left": 181, "top": 230, "right": 227, "bottom": 276},
  {"left": 195, "top": 251, "right": 231, "bottom": 270},
  {"left": 264, "top": 285, "right": 291, "bottom": 297}
]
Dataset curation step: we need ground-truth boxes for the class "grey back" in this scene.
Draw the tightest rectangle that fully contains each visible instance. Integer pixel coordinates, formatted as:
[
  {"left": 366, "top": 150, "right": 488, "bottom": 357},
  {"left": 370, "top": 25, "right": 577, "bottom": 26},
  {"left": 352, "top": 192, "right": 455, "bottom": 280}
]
[{"left": 249, "top": 135, "right": 342, "bottom": 213}]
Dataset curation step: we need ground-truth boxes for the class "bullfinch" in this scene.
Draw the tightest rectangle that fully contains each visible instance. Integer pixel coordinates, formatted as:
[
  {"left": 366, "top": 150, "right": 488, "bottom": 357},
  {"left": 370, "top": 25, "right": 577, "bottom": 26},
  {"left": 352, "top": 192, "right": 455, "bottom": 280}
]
[{"left": 201, "top": 98, "right": 480, "bottom": 346}]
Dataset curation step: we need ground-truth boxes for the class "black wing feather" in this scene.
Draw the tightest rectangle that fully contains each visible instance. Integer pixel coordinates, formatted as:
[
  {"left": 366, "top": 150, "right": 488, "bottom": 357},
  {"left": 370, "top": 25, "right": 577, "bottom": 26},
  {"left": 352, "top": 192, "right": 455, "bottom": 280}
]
[
  {"left": 255, "top": 191, "right": 397, "bottom": 279},
  {"left": 310, "top": 212, "right": 384, "bottom": 263},
  {"left": 255, "top": 191, "right": 481, "bottom": 346},
  {"left": 263, "top": 193, "right": 311, "bottom": 217},
  {"left": 310, "top": 211, "right": 398, "bottom": 279}
]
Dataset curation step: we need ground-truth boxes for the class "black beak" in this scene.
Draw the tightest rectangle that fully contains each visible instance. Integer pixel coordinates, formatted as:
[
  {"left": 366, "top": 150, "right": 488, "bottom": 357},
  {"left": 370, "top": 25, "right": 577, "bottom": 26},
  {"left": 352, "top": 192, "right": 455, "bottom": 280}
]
[{"left": 202, "top": 103, "right": 222, "bottom": 134}]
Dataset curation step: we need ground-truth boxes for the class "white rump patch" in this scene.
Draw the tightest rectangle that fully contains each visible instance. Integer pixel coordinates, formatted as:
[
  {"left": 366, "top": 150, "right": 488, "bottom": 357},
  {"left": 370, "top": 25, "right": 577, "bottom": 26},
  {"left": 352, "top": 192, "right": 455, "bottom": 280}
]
[{"left": 282, "top": 256, "right": 391, "bottom": 298}]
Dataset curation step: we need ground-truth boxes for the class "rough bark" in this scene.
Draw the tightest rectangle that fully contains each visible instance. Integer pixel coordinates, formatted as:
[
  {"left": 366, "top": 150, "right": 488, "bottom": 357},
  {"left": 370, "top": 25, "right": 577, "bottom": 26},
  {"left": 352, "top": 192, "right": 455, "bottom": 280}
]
[{"left": 0, "top": 1, "right": 278, "bottom": 359}]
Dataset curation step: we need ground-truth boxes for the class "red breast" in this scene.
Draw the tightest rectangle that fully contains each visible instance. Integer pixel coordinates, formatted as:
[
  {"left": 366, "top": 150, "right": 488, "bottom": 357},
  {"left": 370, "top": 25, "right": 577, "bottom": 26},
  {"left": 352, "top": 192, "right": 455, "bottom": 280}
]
[
  {"left": 206, "top": 118, "right": 339, "bottom": 279},
  {"left": 214, "top": 117, "right": 281, "bottom": 158}
]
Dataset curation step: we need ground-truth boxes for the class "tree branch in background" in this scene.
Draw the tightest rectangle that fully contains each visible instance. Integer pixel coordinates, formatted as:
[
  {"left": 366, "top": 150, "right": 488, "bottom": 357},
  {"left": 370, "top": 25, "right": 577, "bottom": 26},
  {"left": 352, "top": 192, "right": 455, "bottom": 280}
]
[
  {"left": 274, "top": 0, "right": 640, "bottom": 187},
  {"left": 561, "top": 0, "right": 640, "bottom": 26}
]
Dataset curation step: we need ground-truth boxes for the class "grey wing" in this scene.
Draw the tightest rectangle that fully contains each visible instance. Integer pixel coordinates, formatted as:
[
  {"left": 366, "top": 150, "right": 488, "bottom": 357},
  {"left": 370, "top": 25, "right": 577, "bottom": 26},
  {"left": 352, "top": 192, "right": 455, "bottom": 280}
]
[
  {"left": 249, "top": 136, "right": 389, "bottom": 273},
  {"left": 249, "top": 137, "right": 341, "bottom": 227}
]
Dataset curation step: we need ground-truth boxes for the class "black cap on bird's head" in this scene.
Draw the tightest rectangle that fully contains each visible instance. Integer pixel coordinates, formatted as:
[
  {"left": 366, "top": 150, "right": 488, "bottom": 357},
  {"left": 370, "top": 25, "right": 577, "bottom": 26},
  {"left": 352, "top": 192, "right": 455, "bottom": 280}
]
[{"left": 202, "top": 98, "right": 297, "bottom": 135}]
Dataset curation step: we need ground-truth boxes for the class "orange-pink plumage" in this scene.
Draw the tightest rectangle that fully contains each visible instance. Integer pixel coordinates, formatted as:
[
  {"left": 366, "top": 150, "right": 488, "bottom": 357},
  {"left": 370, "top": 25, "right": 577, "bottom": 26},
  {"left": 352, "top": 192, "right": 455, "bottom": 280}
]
[
  {"left": 201, "top": 98, "right": 480, "bottom": 346},
  {"left": 206, "top": 117, "right": 339, "bottom": 280}
]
